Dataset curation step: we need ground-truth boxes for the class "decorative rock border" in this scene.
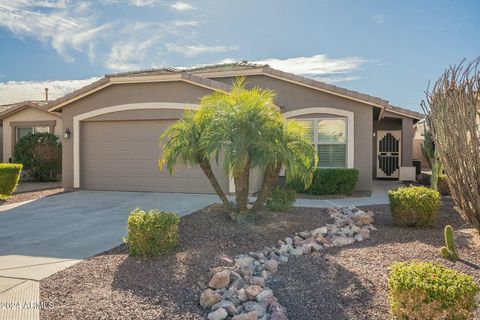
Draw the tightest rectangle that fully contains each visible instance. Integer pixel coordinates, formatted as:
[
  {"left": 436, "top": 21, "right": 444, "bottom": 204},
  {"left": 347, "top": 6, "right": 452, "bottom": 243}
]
[{"left": 200, "top": 206, "right": 376, "bottom": 320}]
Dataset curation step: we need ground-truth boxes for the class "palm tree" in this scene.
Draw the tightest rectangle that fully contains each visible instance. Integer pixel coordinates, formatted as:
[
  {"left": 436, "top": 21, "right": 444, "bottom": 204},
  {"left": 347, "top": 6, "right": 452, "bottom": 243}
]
[
  {"left": 197, "top": 78, "right": 282, "bottom": 213},
  {"left": 160, "top": 78, "right": 316, "bottom": 217},
  {"left": 159, "top": 110, "right": 234, "bottom": 212},
  {"left": 252, "top": 120, "right": 317, "bottom": 211}
]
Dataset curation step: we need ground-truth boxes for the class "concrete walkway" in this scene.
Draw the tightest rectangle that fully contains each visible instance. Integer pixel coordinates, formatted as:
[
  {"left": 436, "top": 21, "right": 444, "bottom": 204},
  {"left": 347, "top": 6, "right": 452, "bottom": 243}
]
[
  {"left": 294, "top": 180, "right": 401, "bottom": 208},
  {"left": 0, "top": 191, "right": 218, "bottom": 320},
  {"left": 0, "top": 180, "right": 400, "bottom": 319}
]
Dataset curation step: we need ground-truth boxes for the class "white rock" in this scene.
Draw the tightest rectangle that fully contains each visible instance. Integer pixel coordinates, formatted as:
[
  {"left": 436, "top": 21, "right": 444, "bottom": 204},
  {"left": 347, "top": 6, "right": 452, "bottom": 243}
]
[
  {"left": 209, "top": 270, "right": 231, "bottom": 289},
  {"left": 360, "top": 228, "right": 370, "bottom": 239},
  {"left": 311, "top": 243, "right": 323, "bottom": 251},
  {"left": 354, "top": 234, "right": 364, "bottom": 242},
  {"left": 200, "top": 288, "right": 222, "bottom": 308},
  {"left": 264, "top": 259, "right": 279, "bottom": 273},
  {"left": 332, "top": 236, "right": 350, "bottom": 247},
  {"left": 299, "top": 231, "right": 311, "bottom": 239},
  {"left": 237, "top": 288, "right": 248, "bottom": 302},
  {"left": 290, "top": 247, "right": 303, "bottom": 256},
  {"left": 261, "top": 270, "right": 271, "bottom": 279},
  {"left": 278, "top": 244, "right": 290, "bottom": 254},
  {"left": 311, "top": 227, "right": 328, "bottom": 237},
  {"left": 256, "top": 289, "right": 274, "bottom": 302},
  {"left": 284, "top": 237, "right": 293, "bottom": 245},
  {"left": 235, "top": 256, "right": 254, "bottom": 268},
  {"left": 278, "top": 255, "right": 289, "bottom": 263},
  {"left": 208, "top": 307, "right": 228, "bottom": 320}
]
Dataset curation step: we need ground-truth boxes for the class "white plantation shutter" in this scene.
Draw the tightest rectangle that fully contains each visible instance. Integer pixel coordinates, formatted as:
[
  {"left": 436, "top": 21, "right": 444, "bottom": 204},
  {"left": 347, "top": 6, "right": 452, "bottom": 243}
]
[
  {"left": 296, "top": 118, "right": 347, "bottom": 168},
  {"left": 318, "top": 144, "right": 346, "bottom": 167}
]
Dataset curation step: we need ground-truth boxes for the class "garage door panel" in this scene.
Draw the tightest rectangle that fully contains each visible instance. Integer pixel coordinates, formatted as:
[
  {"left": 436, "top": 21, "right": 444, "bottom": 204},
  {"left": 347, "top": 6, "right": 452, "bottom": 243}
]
[
  {"left": 81, "top": 120, "right": 228, "bottom": 193},
  {"left": 84, "top": 160, "right": 207, "bottom": 178},
  {"left": 83, "top": 176, "right": 216, "bottom": 192}
]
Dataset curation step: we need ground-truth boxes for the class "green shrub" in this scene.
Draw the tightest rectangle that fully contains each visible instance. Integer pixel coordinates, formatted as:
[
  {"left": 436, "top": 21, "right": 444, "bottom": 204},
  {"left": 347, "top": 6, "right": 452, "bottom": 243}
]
[
  {"left": 265, "top": 187, "right": 296, "bottom": 211},
  {"left": 288, "top": 168, "right": 359, "bottom": 195},
  {"left": 388, "top": 186, "right": 440, "bottom": 227},
  {"left": 13, "top": 132, "right": 62, "bottom": 182},
  {"left": 125, "top": 208, "right": 180, "bottom": 257},
  {"left": 0, "top": 163, "right": 22, "bottom": 200},
  {"left": 388, "top": 261, "right": 479, "bottom": 320}
]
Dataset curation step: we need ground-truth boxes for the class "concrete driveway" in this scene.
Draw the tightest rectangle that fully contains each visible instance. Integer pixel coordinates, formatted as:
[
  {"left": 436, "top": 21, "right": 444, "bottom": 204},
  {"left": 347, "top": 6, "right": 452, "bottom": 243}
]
[{"left": 0, "top": 191, "right": 218, "bottom": 319}]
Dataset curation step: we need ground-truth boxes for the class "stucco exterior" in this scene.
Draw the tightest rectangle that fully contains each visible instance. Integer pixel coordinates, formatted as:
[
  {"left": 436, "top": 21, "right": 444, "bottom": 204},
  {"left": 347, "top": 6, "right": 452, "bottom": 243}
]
[
  {"left": 214, "top": 75, "right": 373, "bottom": 191},
  {"left": 47, "top": 63, "right": 421, "bottom": 194},
  {"left": 2, "top": 107, "right": 62, "bottom": 162}
]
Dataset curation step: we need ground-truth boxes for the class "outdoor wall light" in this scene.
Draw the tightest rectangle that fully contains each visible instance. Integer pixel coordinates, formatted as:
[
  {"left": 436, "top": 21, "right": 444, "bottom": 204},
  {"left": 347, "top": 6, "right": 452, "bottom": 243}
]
[{"left": 64, "top": 128, "right": 71, "bottom": 139}]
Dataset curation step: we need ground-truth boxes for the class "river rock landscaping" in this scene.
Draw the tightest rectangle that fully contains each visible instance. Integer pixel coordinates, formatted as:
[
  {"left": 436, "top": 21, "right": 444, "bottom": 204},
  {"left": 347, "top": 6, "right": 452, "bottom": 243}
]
[
  {"left": 200, "top": 206, "right": 375, "bottom": 320},
  {"left": 40, "top": 197, "right": 480, "bottom": 320}
]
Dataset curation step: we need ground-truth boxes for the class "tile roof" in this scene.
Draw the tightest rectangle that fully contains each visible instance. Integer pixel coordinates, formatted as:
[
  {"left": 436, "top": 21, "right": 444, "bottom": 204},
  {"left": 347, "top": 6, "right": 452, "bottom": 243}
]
[
  {"left": 45, "top": 61, "right": 422, "bottom": 120},
  {"left": 385, "top": 104, "right": 424, "bottom": 120},
  {"left": 0, "top": 100, "right": 49, "bottom": 120},
  {"left": 261, "top": 67, "right": 389, "bottom": 108}
]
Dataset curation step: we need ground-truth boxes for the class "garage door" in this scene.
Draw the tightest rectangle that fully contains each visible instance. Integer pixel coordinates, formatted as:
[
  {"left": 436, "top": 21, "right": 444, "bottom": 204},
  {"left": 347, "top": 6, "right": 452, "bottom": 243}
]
[{"left": 81, "top": 120, "right": 228, "bottom": 193}]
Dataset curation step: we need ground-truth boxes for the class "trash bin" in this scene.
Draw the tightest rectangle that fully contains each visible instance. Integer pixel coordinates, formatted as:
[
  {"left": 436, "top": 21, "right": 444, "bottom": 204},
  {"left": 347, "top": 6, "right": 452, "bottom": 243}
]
[{"left": 412, "top": 160, "right": 422, "bottom": 175}]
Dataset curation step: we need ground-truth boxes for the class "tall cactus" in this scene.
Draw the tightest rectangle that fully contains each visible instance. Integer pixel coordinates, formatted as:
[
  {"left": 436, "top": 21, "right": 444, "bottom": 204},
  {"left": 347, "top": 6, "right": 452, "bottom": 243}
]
[{"left": 440, "top": 225, "right": 458, "bottom": 261}]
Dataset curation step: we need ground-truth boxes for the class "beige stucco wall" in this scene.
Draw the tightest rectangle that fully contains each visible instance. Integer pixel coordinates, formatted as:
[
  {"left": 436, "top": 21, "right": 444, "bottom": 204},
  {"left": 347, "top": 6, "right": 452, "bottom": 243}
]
[
  {"left": 214, "top": 75, "right": 374, "bottom": 192},
  {"left": 2, "top": 107, "right": 62, "bottom": 162},
  {"left": 58, "top": 75, "right": 418, "bottom": 194}
]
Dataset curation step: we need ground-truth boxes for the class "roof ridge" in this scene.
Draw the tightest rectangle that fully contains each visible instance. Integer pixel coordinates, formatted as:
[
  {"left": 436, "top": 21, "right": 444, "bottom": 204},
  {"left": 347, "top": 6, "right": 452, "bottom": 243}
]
[{"left": 181, "top": 61, "right": 268, "bottom": 72}]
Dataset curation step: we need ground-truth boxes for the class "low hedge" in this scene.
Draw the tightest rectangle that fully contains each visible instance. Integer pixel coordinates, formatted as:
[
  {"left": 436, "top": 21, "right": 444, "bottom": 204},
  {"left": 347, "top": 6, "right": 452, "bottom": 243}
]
[
  {"left": 388, "top": 261, "right": 479, "bottom": 319},
  {"left": 125, "top": 208, "right": 180, "bottom": 257},
  {"left": 288, "top": 168, "right": 359, "bottom": 195},
  {"left": 0, "top": 163, "right": 22, "bottom": 200},
  {"left": 388, "top": 186, "right": 440, "bottom": 227},
  {"left": 265, "top": 187, "right": 296, "bottom": 211}
]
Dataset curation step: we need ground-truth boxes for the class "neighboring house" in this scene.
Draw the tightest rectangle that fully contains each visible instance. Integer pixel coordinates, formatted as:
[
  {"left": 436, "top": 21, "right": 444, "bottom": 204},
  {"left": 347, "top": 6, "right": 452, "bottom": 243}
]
[
  {"left": 412, "top": 119, "right": 430, "bottom": 170},
  {"left": 0, "top": 101, "right": 62, "bottom": 163},
  {"left": 46, "top": 62, "right": 423, "bottom": 194}
]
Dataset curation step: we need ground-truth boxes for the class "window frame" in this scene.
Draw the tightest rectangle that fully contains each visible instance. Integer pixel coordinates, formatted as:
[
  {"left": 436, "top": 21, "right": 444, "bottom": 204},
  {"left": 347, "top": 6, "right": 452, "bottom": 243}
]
[
  {"left": 297, "top": 117, "right": 348, "bottom": 168},
  {"left": 15, "top": 125, "right": 51, "bottom": 142}
]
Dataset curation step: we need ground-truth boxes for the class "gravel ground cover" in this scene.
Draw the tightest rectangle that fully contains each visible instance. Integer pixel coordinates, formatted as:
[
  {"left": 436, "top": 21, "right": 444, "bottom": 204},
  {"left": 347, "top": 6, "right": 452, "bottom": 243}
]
[
  {"left": 270, "top": 197, "right": 480, "bottom": 320},
  {"left": 40, "top": 198, "right": 480, "bottom": 320},
  {"left": 40, "top": 205, "right": 329, "bottom": 320},
  {"left": 1, "top": 188, "right": 64, "bottom": 205}
]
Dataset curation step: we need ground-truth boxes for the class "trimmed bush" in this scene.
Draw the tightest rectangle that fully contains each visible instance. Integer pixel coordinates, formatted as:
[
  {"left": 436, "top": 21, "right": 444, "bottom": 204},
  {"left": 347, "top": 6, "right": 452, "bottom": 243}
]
[
  {"left": 13, "top": 132, "right": 62, "bottom": 182},
  {"left": 388, "top": 261, "right": 479, "bottom": 320},
  {"left": 0, "top": 163, "right": 22, "bottom": 200},
  {"left": 125, "top": 208, "right": 180, "bottom": 257},
  {"left": 265, "top": 187, "right": 296, "bottom": 211},
  {"left": 288, "top": 168, "right": 359, "bottom": 195},
  {"left": 388, "top": 186, "right": 440, "bottom": 227}
]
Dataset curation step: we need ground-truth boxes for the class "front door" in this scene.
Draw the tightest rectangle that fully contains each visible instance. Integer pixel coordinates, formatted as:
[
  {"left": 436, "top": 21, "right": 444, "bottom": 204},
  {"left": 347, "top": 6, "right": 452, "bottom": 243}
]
[{"left": 377, "top": 130, "right": 401, "bottom": 178}]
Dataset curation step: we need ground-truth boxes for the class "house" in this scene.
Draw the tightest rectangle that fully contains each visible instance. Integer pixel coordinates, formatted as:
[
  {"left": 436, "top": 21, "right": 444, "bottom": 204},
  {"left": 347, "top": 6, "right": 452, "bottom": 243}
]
[
  {"left": 412, "top": 119, "right": 431, "bottom": 170},
  {"left": 0, "top": 101, "right": 62, "bottom": 163},
  {"left": 45, "top": 62, "right": 423, "bottom": 194}
]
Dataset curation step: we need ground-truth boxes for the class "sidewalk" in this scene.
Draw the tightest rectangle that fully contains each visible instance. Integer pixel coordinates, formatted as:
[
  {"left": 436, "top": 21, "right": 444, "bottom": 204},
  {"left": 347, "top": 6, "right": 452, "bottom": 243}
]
[{"left": 294, "top": 180, "right": 400, "bottom": 208}]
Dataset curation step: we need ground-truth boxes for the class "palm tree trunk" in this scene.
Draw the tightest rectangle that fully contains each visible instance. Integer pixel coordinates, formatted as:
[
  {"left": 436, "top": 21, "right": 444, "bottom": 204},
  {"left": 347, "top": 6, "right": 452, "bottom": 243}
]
[
  {"left": 252, "top": 161, "right": 282, "bottom": 212},
  {"left": 234, "top": 158, "right": 251, "bottom": 213},
  {"left": 197, "top": 157, "right": 234, "bottom": 213}
]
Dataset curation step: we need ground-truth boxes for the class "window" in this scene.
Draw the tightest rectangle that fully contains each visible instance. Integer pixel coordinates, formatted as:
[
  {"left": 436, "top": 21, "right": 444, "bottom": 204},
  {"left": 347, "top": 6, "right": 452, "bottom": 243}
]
[
  {"left": 298, "top": 118, "right": 347, "bottom": 168},
  {"left": 16, "top": 126, "right": 51, "bottom": 142}
]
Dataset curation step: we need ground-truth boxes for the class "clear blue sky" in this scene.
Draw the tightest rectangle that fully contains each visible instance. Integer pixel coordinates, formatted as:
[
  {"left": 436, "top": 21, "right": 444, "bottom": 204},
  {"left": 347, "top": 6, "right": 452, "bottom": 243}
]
[{"left": 0, "top": 0, "right": 479, "bottom": 110}]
